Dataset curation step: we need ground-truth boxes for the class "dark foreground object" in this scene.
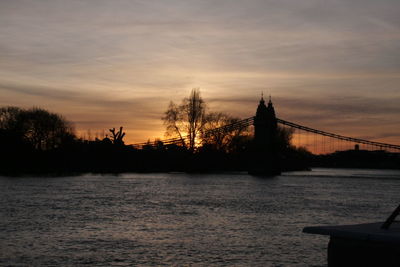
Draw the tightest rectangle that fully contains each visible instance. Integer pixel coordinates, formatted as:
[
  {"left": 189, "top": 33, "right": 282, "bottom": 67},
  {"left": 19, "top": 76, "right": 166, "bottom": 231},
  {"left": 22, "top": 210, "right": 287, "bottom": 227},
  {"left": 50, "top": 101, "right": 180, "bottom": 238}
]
[{"left": 303, "top": 222, "right": 400, "bottom": 267}]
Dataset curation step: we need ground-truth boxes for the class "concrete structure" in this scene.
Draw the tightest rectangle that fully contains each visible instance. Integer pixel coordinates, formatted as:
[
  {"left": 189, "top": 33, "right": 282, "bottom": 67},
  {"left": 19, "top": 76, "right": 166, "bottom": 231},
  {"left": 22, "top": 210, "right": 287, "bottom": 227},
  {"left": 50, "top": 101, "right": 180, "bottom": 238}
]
[{"left": 304, "top": 222, "right": 400, "bottom": 266}]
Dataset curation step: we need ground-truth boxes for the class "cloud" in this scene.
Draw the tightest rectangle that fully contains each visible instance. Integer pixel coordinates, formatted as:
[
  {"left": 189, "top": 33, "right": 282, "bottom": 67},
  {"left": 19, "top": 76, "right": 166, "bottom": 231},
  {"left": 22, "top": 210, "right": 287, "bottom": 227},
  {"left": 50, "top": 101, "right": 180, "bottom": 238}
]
[
  {"left": 207, "top": 94, "right": 400, "bottom": 141},
  {"left": 0, "top": 0, "right": 399, "bottom": 144},
  {"left": 0, "top": 81, "right": 170, "bottom": 141}
]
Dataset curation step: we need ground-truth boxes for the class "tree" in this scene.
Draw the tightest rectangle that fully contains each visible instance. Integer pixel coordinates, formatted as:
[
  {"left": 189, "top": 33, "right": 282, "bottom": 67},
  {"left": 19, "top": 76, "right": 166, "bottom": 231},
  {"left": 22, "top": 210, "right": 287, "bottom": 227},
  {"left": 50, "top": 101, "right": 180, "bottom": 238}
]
[
  {"left": 0, "top": 107, "right": 27, "bottom": 150},
  {"left": 109, "top": 127, "right": 126, "bottom": 146},
  {"left": 0, "top": 107, "right": 23, "bottom": 131},
  {"left": 162, "top": 88, "right": 207, "bottom": 151},
  {"left": 0, "top": 106, "right": 75, "bottom": 150},
  {"left": 276, "top": 126, "right": 294, "bottom": 152},
  {"left": 163, "top": 101, "right": 186, "bottom": 147},
  {"left": 201, "top": 112, "right": 251, "bottom": 152}
]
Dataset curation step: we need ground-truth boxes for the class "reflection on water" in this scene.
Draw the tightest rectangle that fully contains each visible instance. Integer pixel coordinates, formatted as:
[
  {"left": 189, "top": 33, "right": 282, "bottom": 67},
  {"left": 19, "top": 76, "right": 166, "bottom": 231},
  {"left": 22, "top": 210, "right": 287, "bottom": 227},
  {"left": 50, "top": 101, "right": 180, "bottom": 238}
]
[{"left": 1, "top": 168, "right": 400, "bottom": 266}]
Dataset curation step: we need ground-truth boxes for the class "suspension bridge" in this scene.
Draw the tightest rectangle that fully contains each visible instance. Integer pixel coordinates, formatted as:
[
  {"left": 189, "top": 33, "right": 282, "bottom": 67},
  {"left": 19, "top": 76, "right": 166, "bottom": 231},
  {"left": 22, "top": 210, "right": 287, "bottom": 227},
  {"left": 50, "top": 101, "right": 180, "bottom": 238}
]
[{"left": 130, "top": 98, "right": 400, "bottom": 154}]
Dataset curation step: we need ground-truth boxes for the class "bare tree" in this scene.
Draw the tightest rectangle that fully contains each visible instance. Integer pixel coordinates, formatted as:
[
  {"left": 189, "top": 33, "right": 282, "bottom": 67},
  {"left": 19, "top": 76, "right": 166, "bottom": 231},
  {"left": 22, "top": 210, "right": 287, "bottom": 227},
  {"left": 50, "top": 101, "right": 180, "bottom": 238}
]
[
  {"left": 162, "top": 88, "right": 207, "bottom": 151},
  {"left": 201, "top": 112, "right": 251, "bottom": 152},
  {"left": 163, "top": 101, "right": 186, "bottom": 147},
  {"left": 185, "top": 88, "right": 206, "bottom": 150},
  {"left": 109, "top": 127, "right": 126, "bottom": 146}
]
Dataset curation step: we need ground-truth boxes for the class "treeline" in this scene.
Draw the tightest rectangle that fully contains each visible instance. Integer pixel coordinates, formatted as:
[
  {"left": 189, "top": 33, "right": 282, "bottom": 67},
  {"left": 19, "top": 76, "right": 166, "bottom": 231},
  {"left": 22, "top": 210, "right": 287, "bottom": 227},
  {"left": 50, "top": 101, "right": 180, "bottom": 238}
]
[
  {"left": 0, "top": 106, "right": 130, "bottom": 174},
  {"left": 312, "top": 149, "right": 400, "bottom": 169},
  {"left": 0, "top": 107, "right": 309, "bottom": 175},
  {"left": 0, "top": 90, "right": 311, "bottom": 175}
]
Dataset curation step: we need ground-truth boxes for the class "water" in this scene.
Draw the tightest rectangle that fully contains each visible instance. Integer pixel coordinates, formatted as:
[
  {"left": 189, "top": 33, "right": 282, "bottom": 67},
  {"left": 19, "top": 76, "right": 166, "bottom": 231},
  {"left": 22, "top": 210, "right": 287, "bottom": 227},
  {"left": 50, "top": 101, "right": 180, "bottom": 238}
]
[{"left": 1, "top": 168, "right": 400, "bottom": 266}]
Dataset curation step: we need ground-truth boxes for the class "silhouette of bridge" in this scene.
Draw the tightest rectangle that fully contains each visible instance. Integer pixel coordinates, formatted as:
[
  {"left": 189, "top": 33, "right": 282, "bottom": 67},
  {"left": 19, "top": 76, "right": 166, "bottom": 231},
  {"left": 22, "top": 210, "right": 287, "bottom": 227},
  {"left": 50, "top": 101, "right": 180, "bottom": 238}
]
[{"left": 131, "top": 98, "right": 400, "bottom": 154}]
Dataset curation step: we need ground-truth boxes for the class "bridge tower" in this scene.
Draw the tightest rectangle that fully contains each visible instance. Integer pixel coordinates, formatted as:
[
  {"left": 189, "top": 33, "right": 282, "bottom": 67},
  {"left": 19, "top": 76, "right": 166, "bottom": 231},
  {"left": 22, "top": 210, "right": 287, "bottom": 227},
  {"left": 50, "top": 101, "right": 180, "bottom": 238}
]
[{"left": 250, "top": 95, "right": 281, "bottom": 175}]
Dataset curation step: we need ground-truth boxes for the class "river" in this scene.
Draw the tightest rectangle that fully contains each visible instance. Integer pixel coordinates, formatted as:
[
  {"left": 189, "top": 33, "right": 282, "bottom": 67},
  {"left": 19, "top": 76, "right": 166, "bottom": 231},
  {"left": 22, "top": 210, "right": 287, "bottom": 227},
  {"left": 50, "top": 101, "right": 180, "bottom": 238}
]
[{"left": 1, "top": 168, "right": 400, "bottom": 266}]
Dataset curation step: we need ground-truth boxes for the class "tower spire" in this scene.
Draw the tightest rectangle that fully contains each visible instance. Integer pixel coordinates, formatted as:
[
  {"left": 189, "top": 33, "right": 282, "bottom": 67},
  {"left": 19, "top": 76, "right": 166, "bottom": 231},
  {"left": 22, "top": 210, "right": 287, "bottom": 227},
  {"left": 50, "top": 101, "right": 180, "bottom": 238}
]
[{"left": 259, "top": 91, "right": 265, "bottom": 104}]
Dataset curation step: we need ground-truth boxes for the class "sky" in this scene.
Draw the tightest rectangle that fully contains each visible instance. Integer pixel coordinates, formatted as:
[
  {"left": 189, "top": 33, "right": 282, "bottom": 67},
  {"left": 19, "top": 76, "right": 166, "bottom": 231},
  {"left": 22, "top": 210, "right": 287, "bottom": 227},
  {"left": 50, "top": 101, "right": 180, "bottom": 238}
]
[{"left": 1, "top": 0, "right": 400, "bottom": 145}]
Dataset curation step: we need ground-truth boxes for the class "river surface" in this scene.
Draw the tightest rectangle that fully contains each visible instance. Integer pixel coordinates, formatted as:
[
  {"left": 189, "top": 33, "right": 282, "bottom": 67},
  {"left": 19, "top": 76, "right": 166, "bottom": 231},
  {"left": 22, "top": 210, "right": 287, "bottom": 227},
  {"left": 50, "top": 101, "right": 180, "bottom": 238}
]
[{"left": 1, "top": 168, "right": 400, "bottom": 266}]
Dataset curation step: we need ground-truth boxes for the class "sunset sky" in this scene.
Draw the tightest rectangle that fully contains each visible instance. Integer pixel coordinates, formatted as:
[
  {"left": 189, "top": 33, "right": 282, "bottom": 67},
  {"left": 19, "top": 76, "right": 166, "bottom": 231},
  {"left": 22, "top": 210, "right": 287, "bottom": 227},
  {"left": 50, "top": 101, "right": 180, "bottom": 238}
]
[{"left": 1, "top": 0, "right": 399, "bottom": 144}]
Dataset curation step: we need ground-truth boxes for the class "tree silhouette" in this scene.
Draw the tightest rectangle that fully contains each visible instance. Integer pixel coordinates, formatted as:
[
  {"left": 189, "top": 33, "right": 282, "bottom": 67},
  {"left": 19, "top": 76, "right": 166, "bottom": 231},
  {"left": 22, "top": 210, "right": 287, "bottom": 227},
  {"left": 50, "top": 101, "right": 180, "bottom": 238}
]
[
  {"left": 201, "top": 112, "right": 251, "bottom": 152},
  {"left": 109, "top": 127, "right": 125, "bottom": 146},
  {"left": 0, "top": 107, "right": 22, "bottom": 131},
  {"left": 162, "top": 88, "right": 207, "bottom": 151},
  {"left": 163, "top": 101, "right": 187, "bottom": 147},
  {"left": 0, "top": 106, "right": 75, "bottom": 150}
]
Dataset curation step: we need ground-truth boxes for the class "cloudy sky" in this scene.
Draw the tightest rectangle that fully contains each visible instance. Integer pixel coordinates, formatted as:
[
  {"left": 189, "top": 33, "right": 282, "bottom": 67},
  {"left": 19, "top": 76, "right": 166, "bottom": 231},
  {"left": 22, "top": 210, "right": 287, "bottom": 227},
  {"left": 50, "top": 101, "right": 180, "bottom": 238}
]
[{"left": 1, "top": 0, "right": 399, "bottom": 144}]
